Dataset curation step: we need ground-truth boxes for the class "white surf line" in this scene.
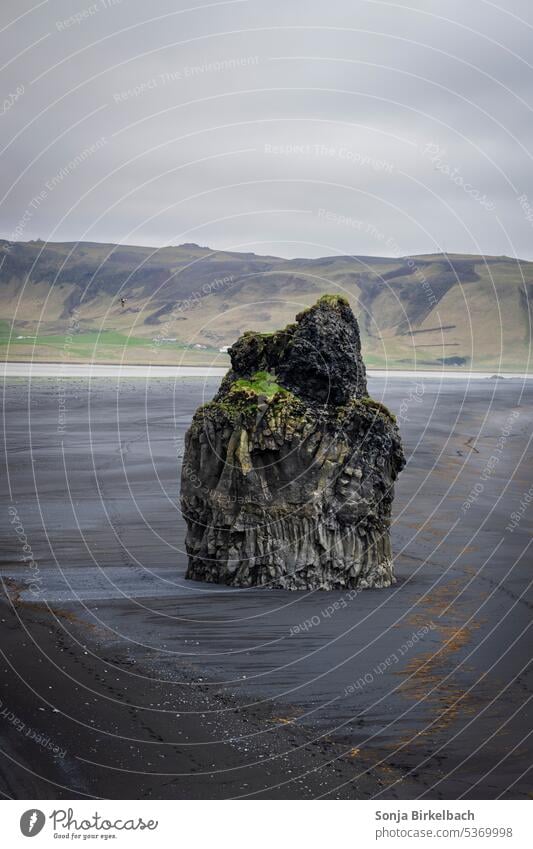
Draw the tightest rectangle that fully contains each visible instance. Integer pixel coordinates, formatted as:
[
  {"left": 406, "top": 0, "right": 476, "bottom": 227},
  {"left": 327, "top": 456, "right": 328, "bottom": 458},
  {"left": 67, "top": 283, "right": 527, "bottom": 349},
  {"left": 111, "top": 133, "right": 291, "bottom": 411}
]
[
  {"left": 0, "top": 362, "right": 228, "bottom": 378},
  {"left": 1, "top": 362, "right": 532, "bottom": 379},
  {"left": 369, "top": 369, "right": 533, "bottom": 380}
]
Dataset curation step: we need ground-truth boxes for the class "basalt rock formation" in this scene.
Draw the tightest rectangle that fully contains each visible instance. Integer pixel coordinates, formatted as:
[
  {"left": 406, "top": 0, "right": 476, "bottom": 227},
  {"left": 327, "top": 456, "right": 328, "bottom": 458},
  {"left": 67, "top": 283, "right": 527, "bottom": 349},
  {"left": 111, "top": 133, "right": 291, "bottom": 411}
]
[{"left": 181, "top": 295, "right": 405, "bottom": 590}]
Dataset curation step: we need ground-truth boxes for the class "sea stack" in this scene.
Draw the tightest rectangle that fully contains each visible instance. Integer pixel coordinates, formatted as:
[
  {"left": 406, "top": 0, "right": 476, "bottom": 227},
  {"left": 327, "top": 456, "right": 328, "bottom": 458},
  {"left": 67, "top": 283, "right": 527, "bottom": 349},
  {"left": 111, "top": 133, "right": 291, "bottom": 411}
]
[{"left": 181, "top": 295, "right": 405, "bottom": 590}]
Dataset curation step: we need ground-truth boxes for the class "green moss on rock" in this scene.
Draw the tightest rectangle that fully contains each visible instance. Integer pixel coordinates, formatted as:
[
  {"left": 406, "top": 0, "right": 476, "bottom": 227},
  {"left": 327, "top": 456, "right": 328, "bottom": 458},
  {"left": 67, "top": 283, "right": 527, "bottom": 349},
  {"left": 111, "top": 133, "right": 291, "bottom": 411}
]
[
  {"left": 195, "top": 371, "right": 303, "bottom": 426},
  {"left": 233, "top": 370, "right": 285, "bottom": 398},
  {"left": 294, "top": 293, "right": 351, "bottom": 328},
  {"left": 358, "top": 396, "right": 397, "bottom": 423},
  {"left": 317, "top": 293, "right": 350, "bottom": 308}
]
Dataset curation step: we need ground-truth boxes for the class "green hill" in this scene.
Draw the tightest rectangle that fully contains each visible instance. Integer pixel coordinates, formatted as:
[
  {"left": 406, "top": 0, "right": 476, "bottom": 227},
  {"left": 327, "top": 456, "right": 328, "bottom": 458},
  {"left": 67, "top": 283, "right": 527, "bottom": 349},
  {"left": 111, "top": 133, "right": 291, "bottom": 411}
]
[{"left": 1, "top": 239, "right": 531, "bottom": 371}]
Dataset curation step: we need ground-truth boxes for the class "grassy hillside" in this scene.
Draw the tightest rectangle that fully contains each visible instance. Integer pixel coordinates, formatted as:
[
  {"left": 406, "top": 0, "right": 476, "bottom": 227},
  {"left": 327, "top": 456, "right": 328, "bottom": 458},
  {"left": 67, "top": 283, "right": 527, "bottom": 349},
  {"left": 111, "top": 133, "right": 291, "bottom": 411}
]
[{"left": 1, "top": 239, "right": 531, "bottom": 370}]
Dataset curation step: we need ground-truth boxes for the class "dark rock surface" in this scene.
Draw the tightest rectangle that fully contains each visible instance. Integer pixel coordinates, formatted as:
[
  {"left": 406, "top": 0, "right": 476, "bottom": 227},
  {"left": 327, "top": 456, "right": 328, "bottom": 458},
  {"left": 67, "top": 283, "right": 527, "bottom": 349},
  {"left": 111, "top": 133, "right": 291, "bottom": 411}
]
[{"left": 181, "top": 295, "right": 405, "bottom": 589}]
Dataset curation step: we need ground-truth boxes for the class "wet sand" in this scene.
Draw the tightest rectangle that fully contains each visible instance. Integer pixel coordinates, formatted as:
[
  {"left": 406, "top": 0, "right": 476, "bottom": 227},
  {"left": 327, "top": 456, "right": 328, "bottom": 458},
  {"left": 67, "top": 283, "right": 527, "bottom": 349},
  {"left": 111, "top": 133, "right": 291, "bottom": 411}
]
[{"left": 1, "top": 375, "right": 531, "bottom": 799}]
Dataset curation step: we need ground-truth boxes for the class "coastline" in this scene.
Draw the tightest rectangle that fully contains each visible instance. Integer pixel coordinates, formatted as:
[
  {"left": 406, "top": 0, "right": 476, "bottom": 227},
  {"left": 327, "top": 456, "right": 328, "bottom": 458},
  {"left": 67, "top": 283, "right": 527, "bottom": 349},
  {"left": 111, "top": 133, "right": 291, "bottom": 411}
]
[{"left": 2, "top": 361, "right": 532, "bottom": 380}]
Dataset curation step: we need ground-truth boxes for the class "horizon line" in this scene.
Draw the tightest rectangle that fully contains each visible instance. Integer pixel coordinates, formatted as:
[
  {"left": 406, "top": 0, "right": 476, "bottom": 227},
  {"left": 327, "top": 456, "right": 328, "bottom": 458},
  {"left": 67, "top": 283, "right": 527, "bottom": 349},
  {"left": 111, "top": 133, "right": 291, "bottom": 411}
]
[{"left": 0, "top": 236, "right": 530, "bottom": 264}]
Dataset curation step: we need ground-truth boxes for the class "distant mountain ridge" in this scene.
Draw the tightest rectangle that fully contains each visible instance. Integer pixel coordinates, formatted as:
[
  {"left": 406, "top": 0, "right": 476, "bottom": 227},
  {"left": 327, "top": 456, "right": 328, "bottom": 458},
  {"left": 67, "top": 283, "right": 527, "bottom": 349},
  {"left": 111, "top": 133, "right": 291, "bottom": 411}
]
[{"left": 1, "top": 239, "right": 531, "bottom": 370}]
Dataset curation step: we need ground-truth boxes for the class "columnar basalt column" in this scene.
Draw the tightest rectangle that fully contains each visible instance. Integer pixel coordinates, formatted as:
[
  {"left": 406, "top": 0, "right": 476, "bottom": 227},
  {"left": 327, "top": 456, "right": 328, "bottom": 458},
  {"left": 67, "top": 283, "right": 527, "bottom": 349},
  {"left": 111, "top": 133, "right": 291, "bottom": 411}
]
[{"left": 181, "top": 295, "right": 405, "bottom": 590}]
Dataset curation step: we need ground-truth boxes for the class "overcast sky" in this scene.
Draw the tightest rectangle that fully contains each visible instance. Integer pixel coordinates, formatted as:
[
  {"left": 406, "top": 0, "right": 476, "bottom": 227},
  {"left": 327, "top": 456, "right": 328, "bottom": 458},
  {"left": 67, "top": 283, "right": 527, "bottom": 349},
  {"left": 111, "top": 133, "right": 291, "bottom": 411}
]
[{"left": 1, "top": 0, "right": 533, "bottom": 259}]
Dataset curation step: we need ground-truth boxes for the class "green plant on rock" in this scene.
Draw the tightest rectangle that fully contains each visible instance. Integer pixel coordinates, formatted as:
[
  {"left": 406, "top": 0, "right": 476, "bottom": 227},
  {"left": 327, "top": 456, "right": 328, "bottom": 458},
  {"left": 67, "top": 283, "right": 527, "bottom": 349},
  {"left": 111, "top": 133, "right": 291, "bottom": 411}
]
[{"left": 233, "top": 370, "right": 285, "bottom": 398}]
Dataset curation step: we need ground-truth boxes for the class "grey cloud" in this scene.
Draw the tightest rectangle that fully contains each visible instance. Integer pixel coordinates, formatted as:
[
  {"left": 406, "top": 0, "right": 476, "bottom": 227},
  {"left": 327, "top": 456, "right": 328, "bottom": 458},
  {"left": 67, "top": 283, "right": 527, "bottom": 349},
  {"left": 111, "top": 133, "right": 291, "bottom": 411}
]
[{"left": 1, "top": 0, "right": 532, "bottom": 258}]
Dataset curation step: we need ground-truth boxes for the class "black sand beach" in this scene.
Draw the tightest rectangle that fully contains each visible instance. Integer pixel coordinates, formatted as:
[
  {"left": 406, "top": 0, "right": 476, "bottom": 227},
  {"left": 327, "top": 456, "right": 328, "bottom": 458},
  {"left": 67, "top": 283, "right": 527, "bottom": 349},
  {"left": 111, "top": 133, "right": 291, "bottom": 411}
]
[{"left": 1, "top": 374, "right": 531, "bottom": 799}]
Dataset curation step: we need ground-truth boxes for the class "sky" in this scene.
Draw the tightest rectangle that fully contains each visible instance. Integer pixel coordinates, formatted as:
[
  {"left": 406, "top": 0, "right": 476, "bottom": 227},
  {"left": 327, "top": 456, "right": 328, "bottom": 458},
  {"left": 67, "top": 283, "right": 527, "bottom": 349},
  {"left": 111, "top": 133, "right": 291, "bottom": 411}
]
[{"left": 1, "top": 0, "right": 533, "bottom": 259}]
